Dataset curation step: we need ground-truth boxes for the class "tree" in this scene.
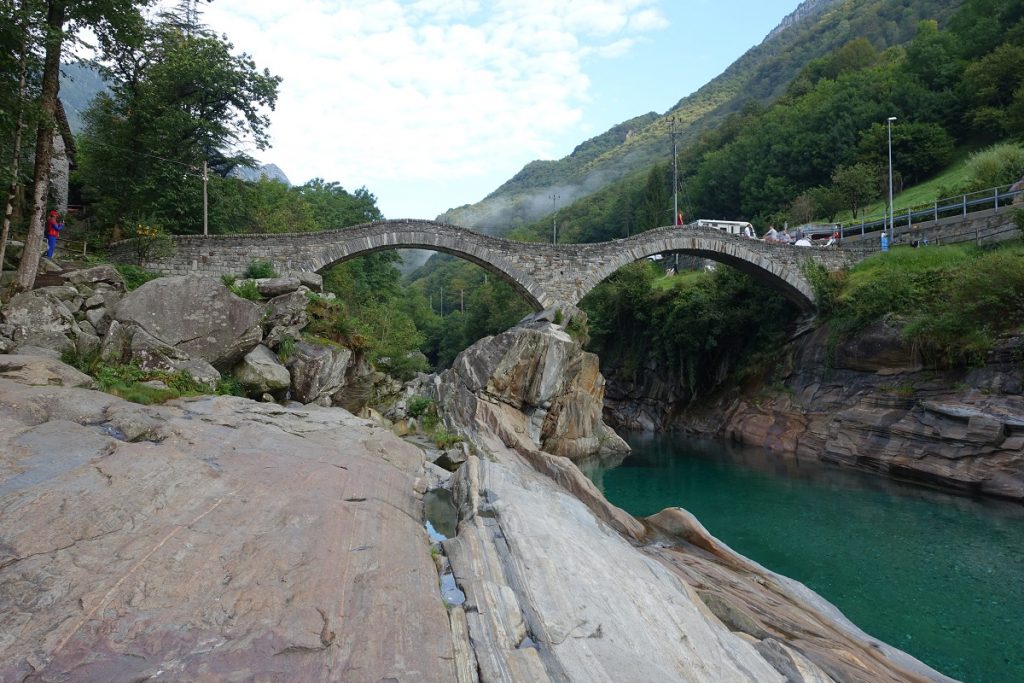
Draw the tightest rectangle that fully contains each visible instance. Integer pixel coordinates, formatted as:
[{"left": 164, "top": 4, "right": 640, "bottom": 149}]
[
  {"left": 77, "top": 18, "right": 281, "bottom": 234},
  {"left": 9, "top": 0, "right": 156, "bottom": 291},
  {"left": 831, "top": 162, "right": 880, "bottom": 218}
]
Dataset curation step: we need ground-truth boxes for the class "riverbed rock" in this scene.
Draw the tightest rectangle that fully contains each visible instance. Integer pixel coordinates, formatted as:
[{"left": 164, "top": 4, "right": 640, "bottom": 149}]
[
  {"left": 0, "top": 368, "right": 456, "bottom": 681},
  {"left": 113, "top": 275, "right": 263, "bottom": 369},
  {"left": 436, "top": 320, "right": 629, "bottom": 460}
]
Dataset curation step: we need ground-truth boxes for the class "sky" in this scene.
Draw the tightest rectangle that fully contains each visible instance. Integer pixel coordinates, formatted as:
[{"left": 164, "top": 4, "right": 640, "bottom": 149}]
[{"left": 193, "top": 1, "right": 802, "bottom": 219}]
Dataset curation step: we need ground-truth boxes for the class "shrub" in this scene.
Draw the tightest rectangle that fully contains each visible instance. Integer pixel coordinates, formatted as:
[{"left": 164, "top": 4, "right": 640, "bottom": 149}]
[
  {"left": 116, "top": 265, "right": 161, "bottom": 291},
  {"left": 244, "top": 260, "right": 277, "bottom": 279},
  {"left": 408, "top": 395, "right": 434, "bottom": 418},
  {"left": 230, "top": 280, "right": 261, "bottom": 301},
  {"left": 430, "top": 429, "right": 463, "bottom": 449}
]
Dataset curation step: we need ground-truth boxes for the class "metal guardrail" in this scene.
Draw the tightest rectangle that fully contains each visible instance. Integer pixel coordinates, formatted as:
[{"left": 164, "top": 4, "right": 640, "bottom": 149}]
[{"left": 839, "top": 183, "right": 1023, "bottom": 238}]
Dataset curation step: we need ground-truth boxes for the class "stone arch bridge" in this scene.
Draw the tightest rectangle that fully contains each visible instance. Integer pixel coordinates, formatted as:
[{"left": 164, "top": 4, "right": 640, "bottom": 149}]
[{"left": 109, "top": 220, "right": 859, "bottom": 311}]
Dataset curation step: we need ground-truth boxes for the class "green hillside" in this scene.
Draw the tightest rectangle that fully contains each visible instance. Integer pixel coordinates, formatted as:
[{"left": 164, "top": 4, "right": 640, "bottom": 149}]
[{"left": 439, "top": 0, "right": 966, "bottom": 234}]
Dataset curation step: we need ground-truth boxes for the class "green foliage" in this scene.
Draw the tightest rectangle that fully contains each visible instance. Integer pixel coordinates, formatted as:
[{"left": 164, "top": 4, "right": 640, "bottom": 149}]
[
  {"left": 76, "top": 18, "right": 281, "bottom": 235},
  {"left": 431, "top": 429, "right": 463, "bottom": 449},
  {"left": 959, "top": 142, "right": 1024, "bottom": 192},
  {"left": 116, "top": 264, "right": 161, "bottom": 290},
  {"left": 407, "top": 395, "right": 434, "bottom": 418},
  {"left": 276, "top": 334, "right": 296, "bottom": 361},
  {"left": 229, "top": 280, "right": 261, "bottom": 301},
  {"left": 216, "top": 376, "right": 247, "bottom": 397},
  {"left": 823, "top": 243, "right": 1024, "bottom": 367},
  {"left": 581, "top": 262, "right": 798, "bottom": 395},
  {"left": 244, "top": 260, "right": 277, "bottom": 279}
]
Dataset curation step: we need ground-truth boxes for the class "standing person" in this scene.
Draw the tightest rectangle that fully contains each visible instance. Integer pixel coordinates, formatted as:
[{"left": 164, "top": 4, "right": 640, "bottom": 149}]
[
  {"left": 676, "top": 211, "right": 684, "bottom": 226},
  {"left": 45, "top": 210, "right": 63, "bottom": 259}
]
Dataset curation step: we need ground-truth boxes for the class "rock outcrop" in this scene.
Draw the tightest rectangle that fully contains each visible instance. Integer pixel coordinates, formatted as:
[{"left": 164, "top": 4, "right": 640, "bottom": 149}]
[
  {"left": 113, "top": 276, "right": 264, "bottom": 369},
  {"left": 605, "top": 319, "right": 1024, "bottom": 502},
  {"left": 0, "top": 268, "right": 374, "bottom": 410},
  {"left": 0, "top": 356, "right": 456, "bottom": 681},
  {"left": 430, "top": 309, "right": 629, "bottom": 460}
]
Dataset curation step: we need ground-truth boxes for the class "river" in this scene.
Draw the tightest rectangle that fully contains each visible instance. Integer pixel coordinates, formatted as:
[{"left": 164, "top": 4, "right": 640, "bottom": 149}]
[{"left": 584, "top": 431, "right": 1024, "bottom": 683}]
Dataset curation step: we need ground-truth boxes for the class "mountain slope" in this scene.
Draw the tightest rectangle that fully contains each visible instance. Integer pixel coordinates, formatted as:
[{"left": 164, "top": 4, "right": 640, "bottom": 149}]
[{"left": 440, "top": 0, "right": 965, "bottom": 234}]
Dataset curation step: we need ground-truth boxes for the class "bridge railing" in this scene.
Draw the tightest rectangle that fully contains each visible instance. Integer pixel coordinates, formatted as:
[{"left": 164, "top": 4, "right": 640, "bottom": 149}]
[{"left": 838, "top": 183, "right": 1023, "bottom": 239}]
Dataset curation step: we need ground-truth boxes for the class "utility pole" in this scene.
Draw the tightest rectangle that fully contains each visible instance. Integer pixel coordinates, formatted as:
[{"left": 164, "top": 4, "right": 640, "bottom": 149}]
[
  {"left": 550, "top": 193, "right": 560, "bottom": 244},
  {"left": 439, "top": 285, "right": 444, "bottom": 317},
  {"left": 671, "top": 117, "right": 679, "bottom": 225}
]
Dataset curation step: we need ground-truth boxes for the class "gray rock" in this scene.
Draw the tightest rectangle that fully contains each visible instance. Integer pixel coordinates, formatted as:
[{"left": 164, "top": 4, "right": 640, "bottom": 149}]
[
  {"left": 286, "top": 270, "right": 323, "bottom": 292},
  {"left": 1, "top": 291, "right": 78, "bottom": 352},
  {"left": 100, "top": 320, "right": 133, "bottom": 364},
  {"left": 114, "top": 276, "right": 263, "bottom": 370},
  {"left": 265, "top": 290, "right": 309, "bottom": 330},
  {"left": 60, "top": 264, "right": 126, "bottom": 289},
  {"left": 130, "top": 327, "right": 190, "bottom": 372},
  {"left": 234, "top": 345, "right": 291, "bottom": 395},
  {"left": 257, "top": 275, "right": 302, "bottom": 298},
  {"left": 75, "top": 330, "right": 101, "bottom": 358},
  {"left": 85, "top": 306, "right": 108, "bottom": 333},
  {"left": 168, "top": 357, "right": 221, "bottom": 390},
  {"left": 287, "top": 340, "right": 352, "bottom": 404},
  {"left": 0, "top": 354, "right": 95, "bottom": 388}
]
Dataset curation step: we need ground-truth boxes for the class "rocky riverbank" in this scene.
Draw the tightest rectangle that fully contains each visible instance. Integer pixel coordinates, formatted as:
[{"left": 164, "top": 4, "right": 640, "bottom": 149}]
[
  {"left": 0, "top": 268, "right": 955, "bottom": 680},
  {"left": 606, "top": 318, "right": 1024, "bottom": 502}
]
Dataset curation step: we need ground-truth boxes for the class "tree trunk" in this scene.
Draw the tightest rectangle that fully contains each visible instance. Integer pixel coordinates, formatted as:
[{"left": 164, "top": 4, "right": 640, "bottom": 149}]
[
  {"left": 1, "top": 2, "right": 30, "bottom": 275},
  {"left": 14, "top": 0, "right": 66, "bottom": 291}
]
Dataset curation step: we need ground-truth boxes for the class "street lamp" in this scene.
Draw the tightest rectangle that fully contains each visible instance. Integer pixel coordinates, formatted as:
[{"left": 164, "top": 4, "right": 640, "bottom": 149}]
[
  {"left": 550, "top": 193, "right": 560, "bottom": 244},
  {"left": 887, "top": 116, "right": 896, "bottom": 244}
]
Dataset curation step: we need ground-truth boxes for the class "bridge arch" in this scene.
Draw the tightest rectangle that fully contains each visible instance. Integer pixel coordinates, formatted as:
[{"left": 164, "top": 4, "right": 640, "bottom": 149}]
[{"left": 110, "top": 220, "right": 852, "bottom": 311}]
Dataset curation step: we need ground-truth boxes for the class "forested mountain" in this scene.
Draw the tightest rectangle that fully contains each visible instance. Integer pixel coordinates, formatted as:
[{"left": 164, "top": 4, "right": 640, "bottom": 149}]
[{"left": 439, "top": 0, "right": 967, "bottom": 234}]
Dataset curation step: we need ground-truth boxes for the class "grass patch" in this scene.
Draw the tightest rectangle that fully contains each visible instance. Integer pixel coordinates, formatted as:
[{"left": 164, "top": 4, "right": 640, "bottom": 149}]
[
  {"left": 230, "top": 280, "right": 262, "bottom": 301},
  {"left": 244, "top": 260, "right": 277, "bottom": 279},
  {"left": 116, "top": 265, "right": 161, "bottom": 291}
]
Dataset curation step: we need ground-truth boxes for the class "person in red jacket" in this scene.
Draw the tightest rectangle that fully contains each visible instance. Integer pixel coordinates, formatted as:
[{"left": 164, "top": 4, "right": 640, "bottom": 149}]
[{"left": 45, "top": 210, "right": 63, "bottom": 259}]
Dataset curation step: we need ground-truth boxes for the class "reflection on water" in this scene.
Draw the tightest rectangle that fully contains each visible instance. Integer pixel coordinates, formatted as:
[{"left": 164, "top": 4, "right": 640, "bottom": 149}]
[{"left": 588, "top": 431, "right": 1024, "bottom": 683}]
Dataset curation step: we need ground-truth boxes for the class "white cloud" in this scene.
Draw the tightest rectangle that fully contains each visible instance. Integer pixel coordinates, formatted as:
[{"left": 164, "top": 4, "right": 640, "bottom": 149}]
[{"left": 198, "top": 0, "right": 668, "bottom": 218}]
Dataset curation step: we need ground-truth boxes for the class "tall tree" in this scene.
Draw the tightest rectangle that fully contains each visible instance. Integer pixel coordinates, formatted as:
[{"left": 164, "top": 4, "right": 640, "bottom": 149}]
[
  {"left": 10, "top": 0, "right": 156, "bottom": 291},
  {"left": 77, "top": 18, "right": 280, "bottom": 234}
]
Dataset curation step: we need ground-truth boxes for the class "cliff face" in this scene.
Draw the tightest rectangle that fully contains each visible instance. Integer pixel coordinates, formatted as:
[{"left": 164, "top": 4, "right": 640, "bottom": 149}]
[{"left": 605, "top": 320, "right": 1024, "bottom": 501}]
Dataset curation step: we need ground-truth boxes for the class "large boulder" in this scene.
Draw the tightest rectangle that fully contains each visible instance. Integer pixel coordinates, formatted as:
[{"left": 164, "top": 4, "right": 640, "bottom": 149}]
[
  {"left": 437, "top": 320, "right": 628, "bottom": 459},
  {"left": 1, "top": 290, "right": 80, "bottom": 355},
  {"left": 235, "top": 344, "right": 291, "bottom": 395},
  {"left": 60, "top": 264, "right": 126, "bottom": 289},
  {"left": 113, "top": 276, "right": 262, "bottom": 370},
  {"left": 287, "top": 340, "right": 352, "bottom": 404}
]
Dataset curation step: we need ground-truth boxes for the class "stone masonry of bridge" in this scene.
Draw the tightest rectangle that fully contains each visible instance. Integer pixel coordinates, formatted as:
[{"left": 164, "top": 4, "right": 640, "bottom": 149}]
[{"left": 107, "top": 221, "right": 860, "bottom": 311}]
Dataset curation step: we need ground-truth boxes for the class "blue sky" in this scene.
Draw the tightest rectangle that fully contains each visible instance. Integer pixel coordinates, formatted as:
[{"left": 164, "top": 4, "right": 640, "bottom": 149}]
[{"left": 198, "top": 1, "right": 801, "bottom": 220}]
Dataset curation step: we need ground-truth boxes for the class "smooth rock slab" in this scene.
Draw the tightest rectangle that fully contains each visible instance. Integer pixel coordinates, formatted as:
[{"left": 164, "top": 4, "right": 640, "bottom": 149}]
[{"left": 0, "top": 375, "right": 455, "bottom": 682}]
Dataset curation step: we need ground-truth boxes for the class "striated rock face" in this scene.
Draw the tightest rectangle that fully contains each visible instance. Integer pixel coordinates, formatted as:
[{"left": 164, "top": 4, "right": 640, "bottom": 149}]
[
  {"left": 436, "top": 369, "right": 954, "bottom": 682},
  {"left": 436, "top": 316, "right": 629, "bottom": 460},
  {"left": 113, "top": 276, "right": 263, "bottom": 370},
  {"left": 606, "top": 319, "right": 1024, "bottom": 502},
  {"left": 0, "top": 358, "right": 456, "bottom": 682}
]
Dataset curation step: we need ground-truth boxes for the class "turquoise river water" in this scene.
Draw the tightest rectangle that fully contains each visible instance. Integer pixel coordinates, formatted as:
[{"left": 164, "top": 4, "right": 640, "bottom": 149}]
[{"left": 584, "top": 432, "right": 1024, "bottom": 683}]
